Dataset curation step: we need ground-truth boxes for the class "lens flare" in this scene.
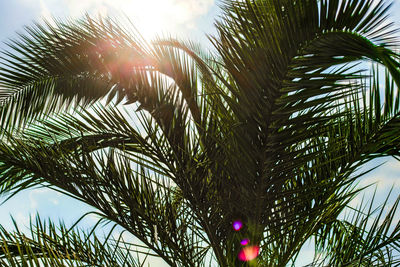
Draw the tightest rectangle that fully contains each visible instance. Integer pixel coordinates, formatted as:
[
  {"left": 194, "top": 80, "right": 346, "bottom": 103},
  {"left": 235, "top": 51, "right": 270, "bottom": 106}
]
[
  {"left": 238, "top": 245, "right": 260, "bottom": 262},
  {"left": 240, "top": 239, "right": 250, "bottom": 246},
  {"left": 232, "top": 221, "right": 243, "bottom": 231}
]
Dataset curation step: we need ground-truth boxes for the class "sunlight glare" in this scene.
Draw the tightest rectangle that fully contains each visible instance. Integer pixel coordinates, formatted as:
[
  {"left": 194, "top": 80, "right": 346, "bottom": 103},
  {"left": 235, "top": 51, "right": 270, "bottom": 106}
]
[
  {"left": 96, "top": 0, "right": 214, "bottom": 39},
  {"left": 238, "top": 245, "right": 260, "bottom": 262},
  {"left": 232, "top": 220, "right": 243, "bottom": 231},
  {"left": 240, "top": 239, "right": 250, "bottom": 246},
  {"left": 39, "top": 0, "right": 214, "bottom": 40}
]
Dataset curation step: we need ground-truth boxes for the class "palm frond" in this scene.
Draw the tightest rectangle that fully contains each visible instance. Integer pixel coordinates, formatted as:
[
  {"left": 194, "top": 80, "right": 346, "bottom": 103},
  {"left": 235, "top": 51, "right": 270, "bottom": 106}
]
[
  {"left": 314, "top": 189, "right": 400, "bottom": 266},
  {"left": 1, "top": 0, "right": 400, "bottom": 266},
  {"left": 0, "top": 129, "right": 209, "bottom": 266},
  {"left": 0, "top": 216, "right": 145, "bottom": 267}
]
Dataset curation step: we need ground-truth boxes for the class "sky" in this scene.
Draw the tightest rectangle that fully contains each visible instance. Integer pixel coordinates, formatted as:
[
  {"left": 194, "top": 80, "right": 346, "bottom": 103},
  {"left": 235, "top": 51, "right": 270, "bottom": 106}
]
[{"left": 0, "top": 0, "right": 400, "bottom": 266}]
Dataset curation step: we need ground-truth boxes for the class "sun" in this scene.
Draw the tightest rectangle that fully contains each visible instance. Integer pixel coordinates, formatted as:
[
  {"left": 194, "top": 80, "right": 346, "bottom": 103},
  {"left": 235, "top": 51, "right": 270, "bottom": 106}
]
[
  {"left": 40, "top": 0, "right": 214, "bottom": 40},
  {"left": 118, "top": 0, "right": 177, "bottom": 39},
  {"left": 84, "top": 0, "right": 204, "bottom": 40}
]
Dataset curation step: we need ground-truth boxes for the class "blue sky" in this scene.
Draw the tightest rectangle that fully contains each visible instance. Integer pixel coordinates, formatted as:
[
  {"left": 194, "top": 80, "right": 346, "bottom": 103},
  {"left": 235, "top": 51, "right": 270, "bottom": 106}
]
[{"left": 0, "top": 1, "right": 400, "bottom": 266}]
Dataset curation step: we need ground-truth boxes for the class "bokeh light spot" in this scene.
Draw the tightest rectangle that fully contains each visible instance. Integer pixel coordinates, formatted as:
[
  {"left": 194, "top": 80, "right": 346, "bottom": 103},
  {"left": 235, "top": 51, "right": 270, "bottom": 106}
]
[
  {"left": 238, "top": 245, "right": 260, "bottom": 261},
  {"left": 232, "top": 220, "right": 243, "bottom": 231},
  {"left": 240, "top": 239, "right": 250, "bottom": 246}
]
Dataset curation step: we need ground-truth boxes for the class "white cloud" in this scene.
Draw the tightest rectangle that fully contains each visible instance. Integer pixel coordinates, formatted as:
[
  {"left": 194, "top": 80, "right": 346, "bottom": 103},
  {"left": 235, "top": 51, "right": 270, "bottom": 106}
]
[
  {"left": 384, "top": 159, "right": 400, "bottom": 172},
  {"left": 347, "top": 158, "right": 400, "bottom": 209},
  {"left": 87, "top": 212, "right": 102, "bottom": 223},
  {"left": 62, "top": 0, "right": 107, "bottom": 17},
  {"left": 351, "top": 159, "right": 400, "bottom": 193},
  {"left": 39, "top": 0, "right": 59, "bottom": 27},
  {"left": 169, "top": 0, "right": 215, "bottom": 23},
  {"left": 28, "top": 188, "right": 59, "bottom": 209},
  {"left": 358, "top": 175, "right": 400, "bottom": 191},
  {"left": 39, "top": 0, "right": 52, "bottom": 19},
  {"left": 14, "top": 212, "right": 36, "bottom": 230}
]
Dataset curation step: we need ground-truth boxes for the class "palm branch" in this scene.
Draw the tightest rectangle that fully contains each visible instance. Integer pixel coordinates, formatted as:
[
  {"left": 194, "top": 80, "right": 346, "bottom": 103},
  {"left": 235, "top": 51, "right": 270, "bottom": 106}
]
[{"left": 1, "top": 0, "right": 400, "bottom": 266}]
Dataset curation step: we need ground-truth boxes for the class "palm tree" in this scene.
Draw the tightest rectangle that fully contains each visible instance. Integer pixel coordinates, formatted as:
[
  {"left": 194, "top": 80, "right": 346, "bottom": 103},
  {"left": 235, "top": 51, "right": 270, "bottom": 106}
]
[{"left": 1, "top": 0, "right": 400, "bottom": 265}]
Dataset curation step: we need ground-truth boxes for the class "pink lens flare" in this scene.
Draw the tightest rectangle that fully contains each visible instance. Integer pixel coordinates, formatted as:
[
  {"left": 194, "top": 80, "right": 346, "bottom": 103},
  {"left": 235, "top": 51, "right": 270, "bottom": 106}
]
[
  {"left": 240, "top": 239, "right": 250, "bottom": 246},
  {"left": 238, "top": 245, "right": 260, "bottom": 261},
  {"left": 232, "top": 220, "right": 243, "bottom": 231}
]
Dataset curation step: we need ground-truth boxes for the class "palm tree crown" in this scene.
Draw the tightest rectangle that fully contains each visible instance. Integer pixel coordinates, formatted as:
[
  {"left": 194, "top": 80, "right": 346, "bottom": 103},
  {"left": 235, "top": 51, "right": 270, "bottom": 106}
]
[{"left": 1, "top": 0, "right": 400, "bottom": 266}]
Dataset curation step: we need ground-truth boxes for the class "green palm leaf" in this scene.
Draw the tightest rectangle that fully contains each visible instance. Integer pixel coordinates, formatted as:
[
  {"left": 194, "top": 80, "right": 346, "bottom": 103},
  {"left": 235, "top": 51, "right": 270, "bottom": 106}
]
[{"left": 1, "top": 0, "right": 400, "bottom": 266}]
